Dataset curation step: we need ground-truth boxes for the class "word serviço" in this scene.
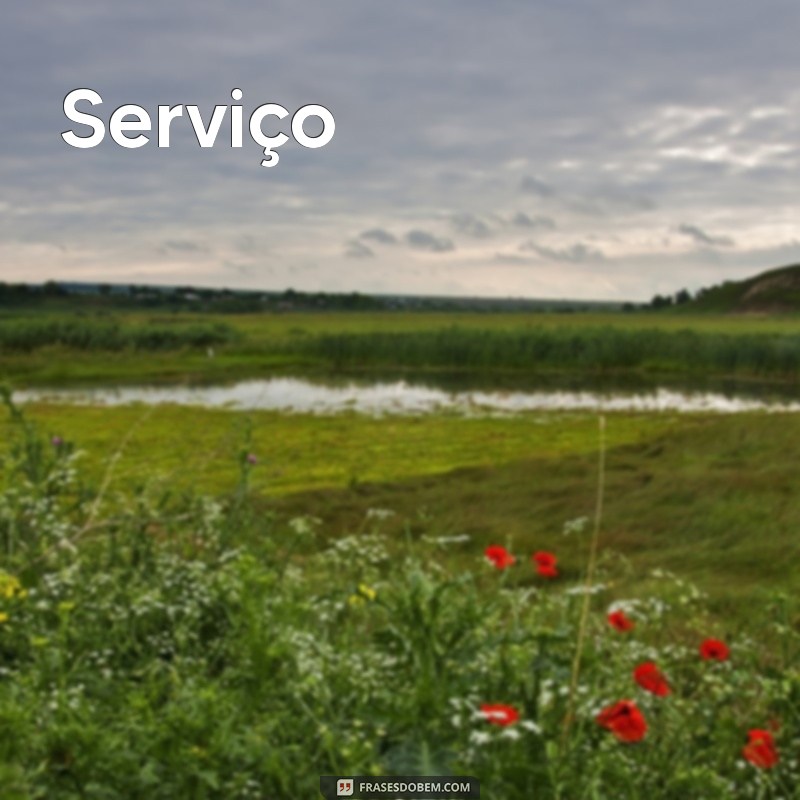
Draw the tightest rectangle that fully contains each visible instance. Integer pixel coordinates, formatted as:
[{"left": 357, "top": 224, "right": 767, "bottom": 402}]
[{"left": 61, "top": 88, "right": 335, "bottom": 168}]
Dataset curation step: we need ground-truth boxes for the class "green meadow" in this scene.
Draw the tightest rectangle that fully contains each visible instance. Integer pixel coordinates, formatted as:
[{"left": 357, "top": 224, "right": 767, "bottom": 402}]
[
  {"left": 0, "top": 308, "right": 798, "bottom": 797},
  {"left": 11, "top": 402, "right": 799, "bottom": 618}
]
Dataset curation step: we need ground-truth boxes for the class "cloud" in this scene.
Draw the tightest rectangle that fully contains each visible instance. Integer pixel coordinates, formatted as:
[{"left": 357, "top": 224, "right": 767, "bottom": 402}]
[
  {"left": 511, "top": 212, "right": 556, "bottom": 230},
  {"left": 159, "top": 239, "right": 208, "bottom": 254},
  {"left": 234, "top": 235, "right": 259, "bottom": 255},
  {"left": 405, "top": 229, "right": 455, "bottom": 253},
  {"left": 2, "top": 1, "right": 800, "bottom": 299},
  {"left": 360, "top": 228, "right": 397, "bottom": 245},
  {"left": 494, "top": 252, "right": 536, "bottom": 265},
  {"left": 344, "top": 240, "right": 375, "bottom": 258},
  {"left": 588, "top": 190, "right": 657, "bottom": 214},
  {"left": 450, "top": 212, "right": 492, "bottom": 238},
  {"left": 677, "top": 224, "right": 735, "bottom": 247},
  {"left": 520, "top": 240, "right": 605, "bottom": 262},
  {"left": 520, "top": 176, "right": 556, "bottom": 197}
]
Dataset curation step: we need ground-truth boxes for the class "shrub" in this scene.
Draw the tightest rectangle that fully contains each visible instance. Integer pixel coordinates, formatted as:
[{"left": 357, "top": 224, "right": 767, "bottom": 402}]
[{"left": 0, "top": 319, "right": 237, "bottom": 353}]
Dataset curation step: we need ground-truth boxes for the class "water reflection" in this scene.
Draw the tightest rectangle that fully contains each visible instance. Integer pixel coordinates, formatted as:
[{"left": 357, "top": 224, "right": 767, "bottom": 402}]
[{"left": 14, "top": 376, "right": 800, "bottom": 416}]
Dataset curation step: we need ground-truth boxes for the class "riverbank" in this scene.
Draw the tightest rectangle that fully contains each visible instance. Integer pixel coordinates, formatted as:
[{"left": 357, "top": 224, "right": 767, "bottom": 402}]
[{"left": 8, "top": 401, "right": 798, "bottom": 620}]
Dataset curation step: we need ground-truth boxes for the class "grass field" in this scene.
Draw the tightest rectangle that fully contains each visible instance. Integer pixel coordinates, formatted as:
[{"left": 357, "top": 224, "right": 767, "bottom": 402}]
[
  {"left": 0, "top": 308, "right": 798, "bottom": 797},
  {"left": 9, "top": 402, "right": 799, "bottom": 622}
]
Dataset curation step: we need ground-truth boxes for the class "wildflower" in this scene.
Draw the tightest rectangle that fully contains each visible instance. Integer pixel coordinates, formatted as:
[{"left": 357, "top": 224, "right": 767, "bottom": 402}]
[
  {"left": 532, "top": 551, "right": 558, "bottom": 579},
  {"left": 607, "top": 609, "right": 635, "bottom": 632},
  {"left": 485, "top": 545, "right": 515, "bottom": 570},
  {"left": 0, "top": 613, "right": 8, "bottom": 624},
  {"left": 0, "top": 574, "right": 24, "bottom": 600},
  {"left": 699, "top": 638, "right": 729, "bottom": 661},
  {"left": 742, "top": 729, "right": 779, "bottom": 769},
  {"left": 519, "top": 720, "right": 542, "bottom": 735},
  {"left": 565, "top": 583, "right": 608, "bottom": 596},
  {"left": 357, "top": 583, "right": 377, "bottom": 601},
  {"left": 423, "top": 534, "right": 471, "bottom": 545},
  {"left": 51, "top": 436, "right": 63, "bottom": 447},
  {"left": 348, "top": 584, "right": 377, "bottom": 607},
  {"left": 288, "top": 516, "right": 320, "bottom": 536},
  {"left": 596, "top": 699, "right": 647, "bottom": 742},
  {"left": 245, "top": 453, "right": 258, "bottom": 465},
  {"left": 480, "top": 703, "right": 520, "bottom": 726},
  {"left": 562, "top": 516, "right": 589, "bottom": 536},
  {"left": 633, "top": 662, "right": 671, "bottom": 696}
]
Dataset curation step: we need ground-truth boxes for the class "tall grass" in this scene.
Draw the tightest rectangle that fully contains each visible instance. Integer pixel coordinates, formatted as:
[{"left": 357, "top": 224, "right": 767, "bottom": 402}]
[
  {"left": 0, "top": 319, "right": 237, "bottom": 352},
  {"left": 289, "top": 326, "right": 800, "bottom": 377}
]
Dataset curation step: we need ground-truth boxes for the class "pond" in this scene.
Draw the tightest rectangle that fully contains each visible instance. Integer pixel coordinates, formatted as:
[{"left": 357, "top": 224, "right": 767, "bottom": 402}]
[{"left": 13, "top": 376, "right": 800, "bottom": 416}]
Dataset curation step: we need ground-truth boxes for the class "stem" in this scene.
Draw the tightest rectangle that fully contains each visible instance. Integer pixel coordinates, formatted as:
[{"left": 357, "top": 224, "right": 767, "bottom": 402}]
[{"left": 561, "top": 415, "right": 606, "bottom": 748}]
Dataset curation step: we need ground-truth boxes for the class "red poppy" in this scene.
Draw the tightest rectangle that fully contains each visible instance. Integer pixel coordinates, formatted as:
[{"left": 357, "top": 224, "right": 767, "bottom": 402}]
[
  {"left": 742, "top": 729, "right": 779, "bottom": 769},
  {"left": 633, "top": 662, "right": 671, "bottom": 696},
  {"left": 596, "top": 699, "right": 647, "bottom": 742},
  {"left": 485, "top": 545, "right": 515, "bottom": 570},
  {"left": 699, "top": 638, "right": 729, "bottom": 661},
  {"left": 480, "top": 703, "right": 520, "bottom": 726},
  {"left": 532, "top": 551, "right": 558, "bottom": 578},
  {"left": 607, "top": 609, "right": 635, "bottom": 632}
]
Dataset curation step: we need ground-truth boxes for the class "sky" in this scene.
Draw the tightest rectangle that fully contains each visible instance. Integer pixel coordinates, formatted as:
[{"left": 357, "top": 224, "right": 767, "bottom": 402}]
[{"left": 2, "top": 1, "right": 800, "bottom": 301}]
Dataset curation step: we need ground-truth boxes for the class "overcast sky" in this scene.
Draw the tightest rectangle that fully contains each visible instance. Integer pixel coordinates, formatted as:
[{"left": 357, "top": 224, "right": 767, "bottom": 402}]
[{"left": 2, "top": 1, "right": 800, "bottom": 301}]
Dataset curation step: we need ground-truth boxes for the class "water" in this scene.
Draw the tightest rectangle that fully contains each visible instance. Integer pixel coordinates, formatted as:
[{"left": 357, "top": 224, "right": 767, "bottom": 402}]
[{"left": 14, "top": 377, "right": 800, "bottom": 416}]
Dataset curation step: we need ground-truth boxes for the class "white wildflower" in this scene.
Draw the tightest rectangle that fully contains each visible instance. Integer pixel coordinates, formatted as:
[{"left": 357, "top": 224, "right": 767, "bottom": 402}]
[
  {"left": 563, "top": 516, "right": 589, "bottom": 536},
  {"left": 520, "top": 720, "right": 542, "bottom": 735}
]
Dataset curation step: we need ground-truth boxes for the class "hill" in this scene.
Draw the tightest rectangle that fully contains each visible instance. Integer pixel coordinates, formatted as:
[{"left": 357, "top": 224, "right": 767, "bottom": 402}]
[{"left": 688, "top": 263, "right": 800, "bottom": 313}]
